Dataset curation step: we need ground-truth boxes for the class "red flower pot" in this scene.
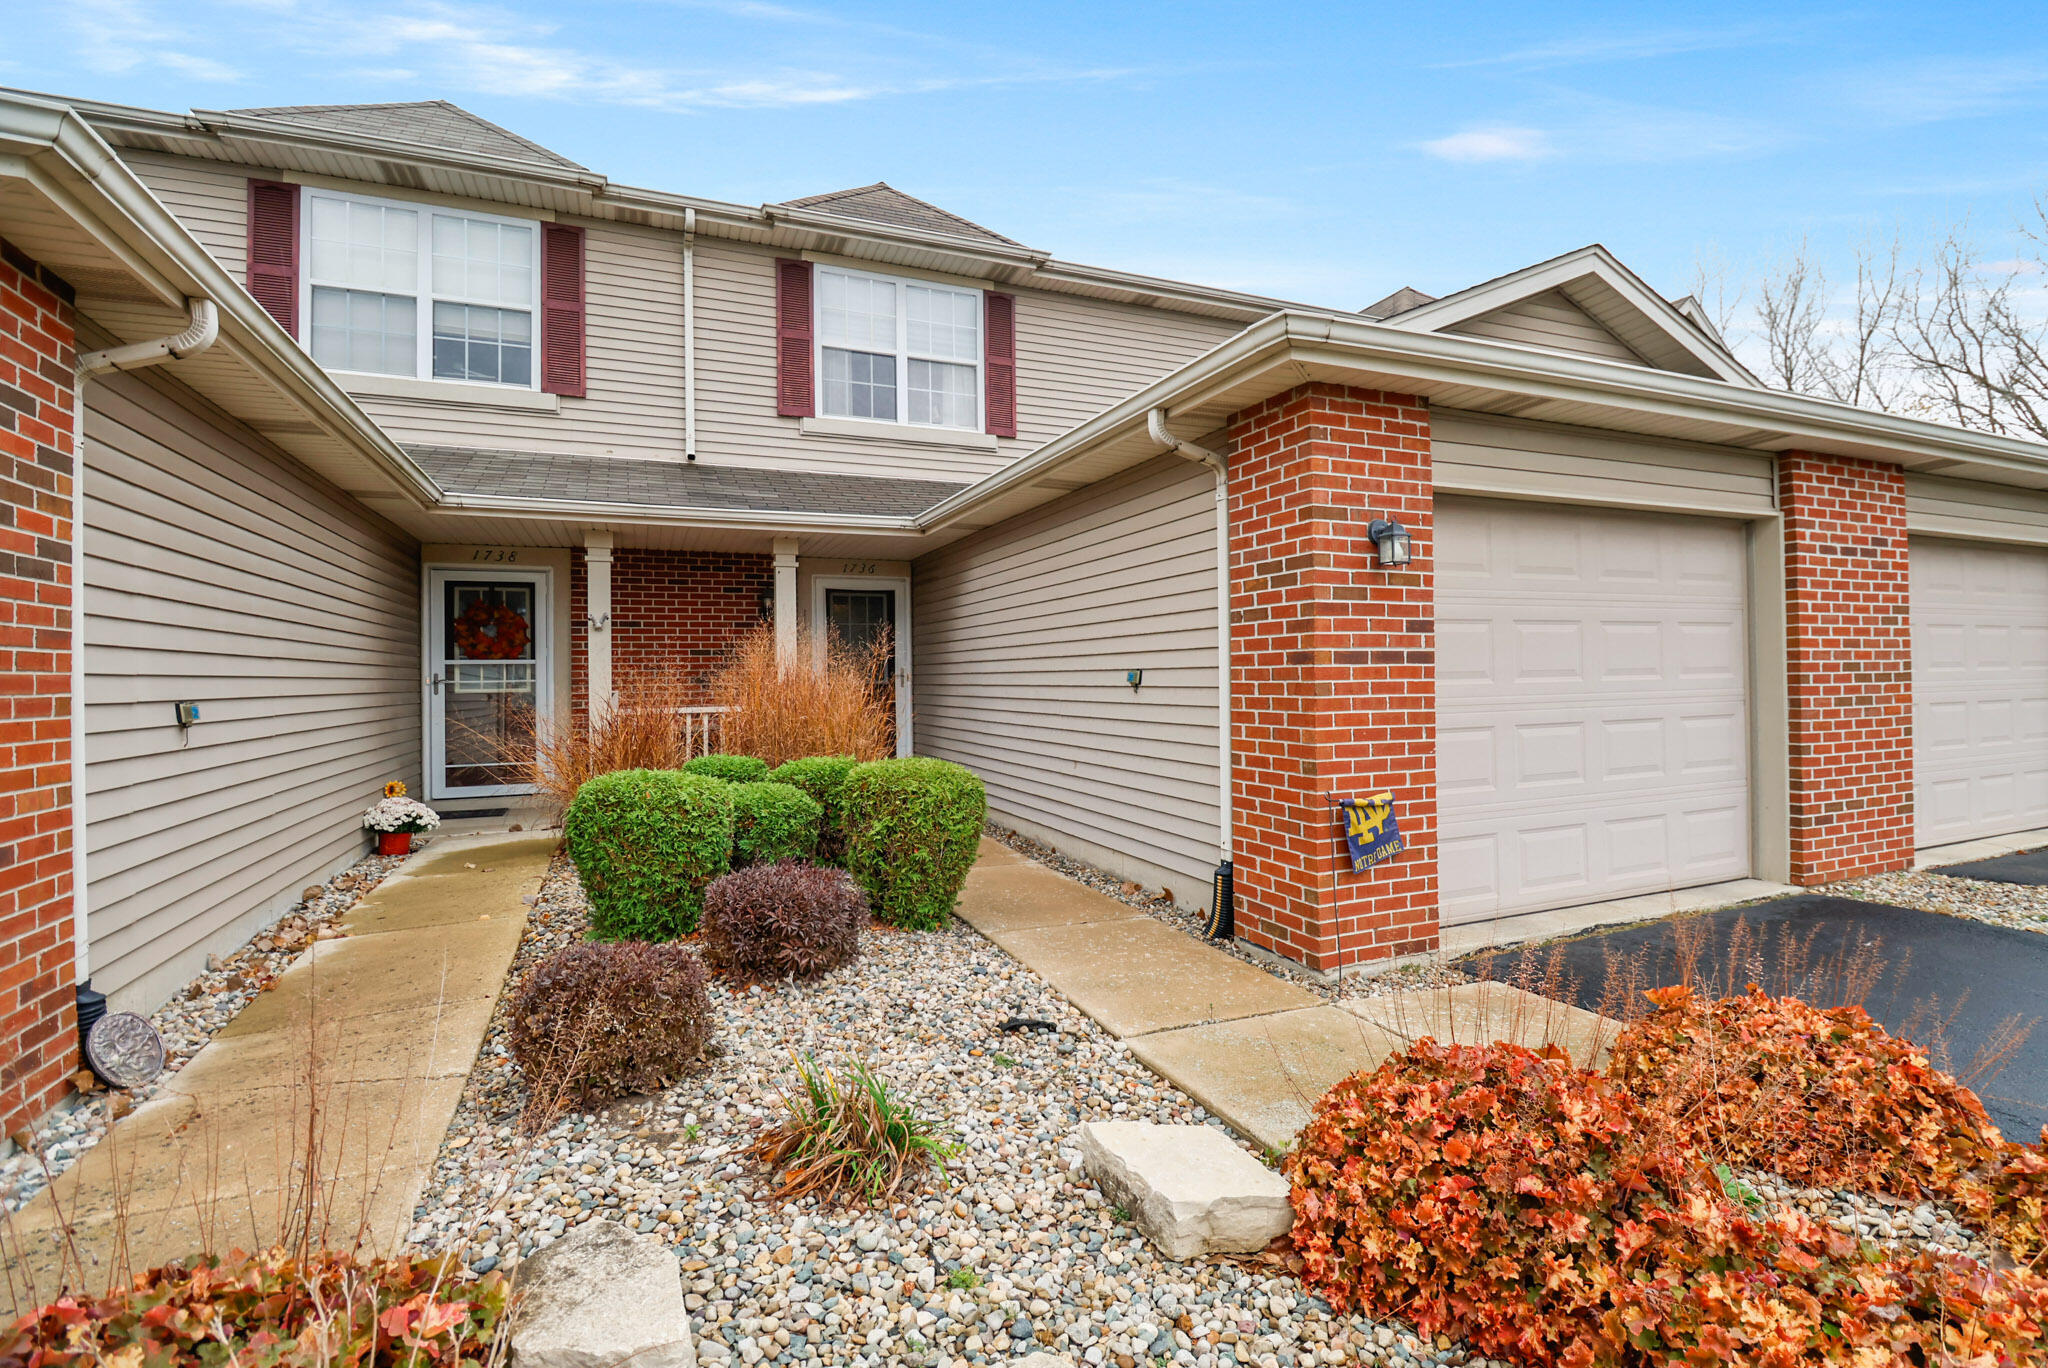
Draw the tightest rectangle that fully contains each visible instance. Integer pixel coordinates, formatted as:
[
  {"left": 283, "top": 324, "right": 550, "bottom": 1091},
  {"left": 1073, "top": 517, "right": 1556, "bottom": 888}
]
[{"left": 377, "top": 830, "right": 413, "bottom": 857}]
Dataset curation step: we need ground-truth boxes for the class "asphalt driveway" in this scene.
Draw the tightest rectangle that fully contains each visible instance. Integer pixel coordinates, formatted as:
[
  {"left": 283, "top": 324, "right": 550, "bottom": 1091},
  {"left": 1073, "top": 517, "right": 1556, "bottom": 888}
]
[{"left": 1462, "top": 895, "right": 2048, "bottom": 1142}]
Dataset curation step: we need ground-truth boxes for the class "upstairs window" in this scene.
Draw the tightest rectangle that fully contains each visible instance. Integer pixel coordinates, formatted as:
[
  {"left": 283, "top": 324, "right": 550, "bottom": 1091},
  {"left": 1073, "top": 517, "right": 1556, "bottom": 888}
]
[
  {"left": 816, "top": 265, "right": 981, "bottom": 430},
  {"left": 303, "top": 189, "right": 538, "bottom": 388}
]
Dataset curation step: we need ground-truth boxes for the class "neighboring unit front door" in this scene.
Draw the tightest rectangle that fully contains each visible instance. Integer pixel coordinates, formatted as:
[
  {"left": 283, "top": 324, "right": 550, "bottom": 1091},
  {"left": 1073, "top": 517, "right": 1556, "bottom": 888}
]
[
  {"left": 815, "top": 576, "right": 913, "bottom": 757},
  {"left": 427, "top": 568, "right": 550, "bottom": 799}
]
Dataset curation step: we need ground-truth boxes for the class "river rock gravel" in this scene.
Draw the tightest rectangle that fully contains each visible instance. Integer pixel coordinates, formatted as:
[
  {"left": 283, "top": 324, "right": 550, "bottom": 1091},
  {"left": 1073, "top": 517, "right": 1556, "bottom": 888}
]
[
  {"left": 0, "top": 848, "right": 407, "bottom": 1213},
  {"left": 411, "top": 853, "right": 1509, "bottom": 1368},
  {"left": 1830, "top": 866, "right": 2048, "bottom": 936}
]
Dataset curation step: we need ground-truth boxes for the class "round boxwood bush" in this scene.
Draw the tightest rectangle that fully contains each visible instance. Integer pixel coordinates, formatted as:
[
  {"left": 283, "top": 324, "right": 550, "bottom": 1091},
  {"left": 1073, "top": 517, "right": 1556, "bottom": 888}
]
[
  {"left": 840, "top": 757, "right": 986, "bottom": 930},
  {"left": 701, "top": 860, "right": 867, "bottom": 982},
  {"left": 684, "top": 752, "right": 771, "bottom": 783},
  {"left": 731, "top": 780, "right": 822, "bottom": 865},
  {"left": 507, "top": 940, "right": 712, "bottom": 1120},
  {"left": 768, "top": 755, "right": 859, "bottom": 859},
  {"left": 563, "top": 768, "right": 733, "bottom": 939}
]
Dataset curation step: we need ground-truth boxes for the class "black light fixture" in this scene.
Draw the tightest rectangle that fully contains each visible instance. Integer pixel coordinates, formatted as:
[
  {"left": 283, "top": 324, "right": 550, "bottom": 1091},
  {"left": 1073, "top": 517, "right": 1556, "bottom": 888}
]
[{"left": 1366, "top": 516, "right": 1413, "bottom": 567}]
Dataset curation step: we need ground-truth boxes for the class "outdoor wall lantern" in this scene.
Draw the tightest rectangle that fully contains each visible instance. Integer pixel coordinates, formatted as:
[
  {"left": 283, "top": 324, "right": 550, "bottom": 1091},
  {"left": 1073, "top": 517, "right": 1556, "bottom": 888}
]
[{"left": 1366, "top": 517, "right": 1413, "bottom": 568}]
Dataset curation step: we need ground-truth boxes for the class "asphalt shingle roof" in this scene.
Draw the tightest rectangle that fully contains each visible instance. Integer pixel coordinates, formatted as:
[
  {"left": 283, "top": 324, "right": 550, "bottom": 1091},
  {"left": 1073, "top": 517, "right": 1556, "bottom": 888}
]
[
  {"left": 777, "top": 183, "right": 1021, "bottom": 247},
  {"left": 224, "top": 101, "right": 588, "bottom": 171},
  {"left": 409, "top": 446, "right": 967, "bottom": 519}
]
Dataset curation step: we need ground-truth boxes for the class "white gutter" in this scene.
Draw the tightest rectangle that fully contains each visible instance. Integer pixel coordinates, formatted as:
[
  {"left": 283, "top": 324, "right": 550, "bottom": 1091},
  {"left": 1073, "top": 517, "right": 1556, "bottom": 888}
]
[
  {"left": 1147, "top": 409, "right": 1233, "bottom": 878},
  {"left": 69, "top": 297, "right": 221, "bottom": 981},
  {"left": 683, "top": 208, "right": 698, "bottom": 461}
]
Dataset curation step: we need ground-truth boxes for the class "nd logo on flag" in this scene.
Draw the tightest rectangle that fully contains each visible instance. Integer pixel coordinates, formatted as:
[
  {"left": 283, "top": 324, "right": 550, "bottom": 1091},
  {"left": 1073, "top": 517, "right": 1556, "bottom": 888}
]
[{"left": 1340, "top": 793, "right": 1405, "bottom": 873}]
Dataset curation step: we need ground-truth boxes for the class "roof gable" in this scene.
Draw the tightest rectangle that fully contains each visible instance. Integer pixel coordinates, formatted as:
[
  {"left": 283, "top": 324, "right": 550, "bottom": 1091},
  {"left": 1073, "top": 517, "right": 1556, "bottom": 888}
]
[
  {"left": 1379, "top": 245, "right": 1756, "bottom": 385},
  {"left": 221, "top": 100, "right": 587, "bottom": 171},
  {"left": 776, "top": 183, "right": 1020, "bottom": 247}
]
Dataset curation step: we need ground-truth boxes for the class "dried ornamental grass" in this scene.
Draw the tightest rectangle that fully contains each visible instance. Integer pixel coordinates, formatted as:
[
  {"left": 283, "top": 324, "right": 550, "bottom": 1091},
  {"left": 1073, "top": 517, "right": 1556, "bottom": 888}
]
[
  {"left": 708, "top": 625, "right": 892, "bottom": 769},
  {"left": 0, "top": 1248, "right": 511, "bottom": 1368},
  {"left": 506, "top": 941, "right": 714, "bottom": 1125},
  {"left": 746, "top": 1054, "right": 957, "bottom": 1207},
  {"left": 517, "top": 669, "right": 717, "bottom": 809},
  {"left": 702, "top": 861, "right": 866, "bottom": 982}
]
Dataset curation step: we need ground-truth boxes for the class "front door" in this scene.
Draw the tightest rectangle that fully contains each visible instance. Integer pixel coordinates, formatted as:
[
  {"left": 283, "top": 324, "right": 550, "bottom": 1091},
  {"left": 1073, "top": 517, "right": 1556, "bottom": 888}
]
[
  {"left": 427, "top": 568, "right": 550, "bottom": 799},
  {"left": 816, "top": 576, "right": 912, "bottom": 756}
]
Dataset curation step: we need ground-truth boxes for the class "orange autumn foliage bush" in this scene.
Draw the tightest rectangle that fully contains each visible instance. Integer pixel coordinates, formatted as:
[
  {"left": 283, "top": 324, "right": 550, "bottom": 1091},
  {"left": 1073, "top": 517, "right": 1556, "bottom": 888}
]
[
  {"left": 1612, "top": 985, "right": 2048, "bottom": 1267},
  {"left": 1285, "top": 1039, "right": 2048, "bottom": 1368}
]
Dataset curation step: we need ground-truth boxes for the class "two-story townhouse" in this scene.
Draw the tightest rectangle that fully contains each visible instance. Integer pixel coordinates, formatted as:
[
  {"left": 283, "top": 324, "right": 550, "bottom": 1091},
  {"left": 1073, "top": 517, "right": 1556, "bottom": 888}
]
[{"left": 7, "top": 85, "right": 2048, "bottom": 1133}]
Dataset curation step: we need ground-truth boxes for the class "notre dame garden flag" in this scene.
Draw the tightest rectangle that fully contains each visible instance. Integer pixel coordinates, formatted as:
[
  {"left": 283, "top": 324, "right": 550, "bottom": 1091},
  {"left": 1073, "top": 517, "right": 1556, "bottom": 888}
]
[{"left": 1339, "top": 793, "right": 1405, "bottom": 873}]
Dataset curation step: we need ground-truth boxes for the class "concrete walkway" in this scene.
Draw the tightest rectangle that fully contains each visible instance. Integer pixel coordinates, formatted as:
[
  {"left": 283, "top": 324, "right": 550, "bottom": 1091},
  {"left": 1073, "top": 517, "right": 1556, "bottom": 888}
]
[
  {"left": 1, "top": 833, "right": 554, "bottom": 1314},
  {"left": 958, "top": 839, "right": 1614, "bottom": 1154}
]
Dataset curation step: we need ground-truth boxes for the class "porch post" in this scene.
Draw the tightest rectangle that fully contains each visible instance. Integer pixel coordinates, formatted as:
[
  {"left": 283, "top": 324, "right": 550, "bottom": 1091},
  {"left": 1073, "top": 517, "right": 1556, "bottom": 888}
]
[
  {"left": 773, "top": 536, "right": 799, "bottom": 669},
  {"left": 584, "top": 529, "right": 614, "bottom": 728}
]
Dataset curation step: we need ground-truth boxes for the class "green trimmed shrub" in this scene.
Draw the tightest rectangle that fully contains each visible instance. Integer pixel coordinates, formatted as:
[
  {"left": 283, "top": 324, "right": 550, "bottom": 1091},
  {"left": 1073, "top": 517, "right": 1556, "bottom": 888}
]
[
  {"left": 685, "top": 753, "right": 771, "bottom": 784},
  {"left": 731, "top": 780, "right": 823, "bottom": 865},
  {"left": 768, "top": 755, "right": 859, "bottom": 859},
  {"left": 563, "top": 768, "right": 733, "bottom": 939},
  {"left": 840, "top": 757, "right": 986, "bottom": 930}
]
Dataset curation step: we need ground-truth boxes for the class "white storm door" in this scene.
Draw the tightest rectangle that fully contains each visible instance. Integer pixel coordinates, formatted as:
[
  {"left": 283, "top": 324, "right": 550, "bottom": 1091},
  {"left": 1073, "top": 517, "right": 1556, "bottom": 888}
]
[
  {"left": 426, "top": 567, "right": 551, "bottom": 799},
  {"left": 1912, "top": 537, "right": 2048, "bottom": 845},
  {"left": 1435, "top": 498, "right": 1752, "bottom": 926}
]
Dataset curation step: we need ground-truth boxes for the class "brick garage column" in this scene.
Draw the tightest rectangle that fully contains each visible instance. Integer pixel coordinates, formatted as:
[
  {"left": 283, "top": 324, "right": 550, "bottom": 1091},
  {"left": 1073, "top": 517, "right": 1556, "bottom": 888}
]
[
  {"left": 1779, "top": 450, "right": 1914, "bottom": 883},
  {"left": 0, "top": 239, "right": 78, "bottom": 1132},
  {"left": 1227, "top": 382, "right": 1435, "bottom": 974}
]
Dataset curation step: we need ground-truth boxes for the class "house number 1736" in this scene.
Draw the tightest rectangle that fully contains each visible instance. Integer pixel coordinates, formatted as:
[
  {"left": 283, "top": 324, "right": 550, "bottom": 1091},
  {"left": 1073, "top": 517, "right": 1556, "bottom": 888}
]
[
  {"left": 470, "top": 549, "right": 521, "bottom": 563},
  {"left": 839, "top": 561, "right": 878, "bottom": 574}
]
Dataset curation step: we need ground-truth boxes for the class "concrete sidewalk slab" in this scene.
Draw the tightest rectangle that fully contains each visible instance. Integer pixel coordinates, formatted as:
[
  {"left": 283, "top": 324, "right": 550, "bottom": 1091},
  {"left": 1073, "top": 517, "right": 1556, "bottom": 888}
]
[
  {"left": 986, "top": 916, "right": 1319, "bottom": 1037},
  {"left": 1343, "top": 982, "right": 1620, "bottom": 1069},
  {"left": 1, "top": 831, "right": 554, "bottom": 1314},
  {"left": 1125, "top": 1008, "right": 1405, "bottom": 1153},
  {"left": 956, "top": 863, "right": 1147, "bottom": 935}
]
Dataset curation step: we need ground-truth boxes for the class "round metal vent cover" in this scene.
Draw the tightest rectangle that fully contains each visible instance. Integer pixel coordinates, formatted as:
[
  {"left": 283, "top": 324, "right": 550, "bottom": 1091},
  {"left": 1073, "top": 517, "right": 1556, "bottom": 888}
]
[{"left": 85, "top": 1011, "right": 165, "bottom": 1090}]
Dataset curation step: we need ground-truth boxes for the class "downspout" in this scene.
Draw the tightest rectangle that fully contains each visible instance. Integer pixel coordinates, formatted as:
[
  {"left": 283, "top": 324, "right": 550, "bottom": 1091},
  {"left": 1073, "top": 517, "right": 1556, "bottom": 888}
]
[
  {"left": 1148, "top": 407, "right": 1234, "bottom": 938},
  {"left": 70, "top": 297, "right": 219, "bottom": 1003},
  {"left": 683, "top": 208, "right": 698, "bottom": 461}
]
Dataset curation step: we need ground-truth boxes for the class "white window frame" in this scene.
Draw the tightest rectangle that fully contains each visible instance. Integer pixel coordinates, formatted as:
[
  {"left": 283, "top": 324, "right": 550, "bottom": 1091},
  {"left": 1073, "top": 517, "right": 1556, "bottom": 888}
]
[
  {"left": 814, "top": 264, "right": 982, "bottom": 432},
  {"left": 299, "top": 187, "right": 543, "bottom": 392}
]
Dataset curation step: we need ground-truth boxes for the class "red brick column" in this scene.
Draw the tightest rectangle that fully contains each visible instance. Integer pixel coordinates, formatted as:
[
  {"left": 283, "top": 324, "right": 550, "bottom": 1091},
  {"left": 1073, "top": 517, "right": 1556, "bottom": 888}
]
[
  {"left": 569, "top": 548, "right": 771, "bottom": 718},
  {"left": 1780, "top": 450, "right": 1914, "bottom": 884},
  {"left": 1228, "top": 382, "right": 1435, "bottom": 973},
  {"left": 0, "top": 239, "right": 78, "bottom": 1132}
]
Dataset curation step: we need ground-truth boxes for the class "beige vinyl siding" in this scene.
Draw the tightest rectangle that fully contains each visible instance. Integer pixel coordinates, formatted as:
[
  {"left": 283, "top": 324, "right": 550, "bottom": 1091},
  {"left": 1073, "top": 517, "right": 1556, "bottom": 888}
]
[
  {"left": 1445, "top": 288, "right": 1647, "bottom": 365},
  {"left": 1906, "top": 474, "right": 2048, "bottom": 546},
  {"left": 120, "top": 149, "right": 252, "bottom": 277},
  {"left": 912, "top": 454, "right": 1220, "bottom": 901},
  {"left": 1432, "top": 409, "right": 1776, "bottom": 517},
  {"left": 114, "top": 148, "right": 1244, "bottom": 482},
  {"left": 84, "top": 369, "right": 421, "bottom": 1014}
]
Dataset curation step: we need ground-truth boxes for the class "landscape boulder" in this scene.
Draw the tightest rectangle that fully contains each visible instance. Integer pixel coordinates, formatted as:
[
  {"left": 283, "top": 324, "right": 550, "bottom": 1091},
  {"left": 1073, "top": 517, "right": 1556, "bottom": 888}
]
[
  {"left": 1078, "top": 1120, "right": 1291, "bottom": 1259},
  {"left": 511, "top": 1218, "right": 697, "bottom": 1368}
]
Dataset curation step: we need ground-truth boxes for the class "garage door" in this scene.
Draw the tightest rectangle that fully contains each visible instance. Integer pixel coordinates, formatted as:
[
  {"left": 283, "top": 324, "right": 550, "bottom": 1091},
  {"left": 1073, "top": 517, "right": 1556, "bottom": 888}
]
[
  {"left": 1437, "top": 498, "right": 1752, "bottom": 925},
  {"left": 1912, "top": 537, "right": 2048, "bottom": 846}
]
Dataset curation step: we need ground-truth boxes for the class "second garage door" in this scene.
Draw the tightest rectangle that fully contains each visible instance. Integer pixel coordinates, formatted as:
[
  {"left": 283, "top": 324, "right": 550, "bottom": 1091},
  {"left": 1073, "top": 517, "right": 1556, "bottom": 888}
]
[
  {"left": 1912, "top": 537, "right": 2048, "bottom": 847},
  {"left": 1436, "top": 498, "right": 1752, "bottom": 926}
]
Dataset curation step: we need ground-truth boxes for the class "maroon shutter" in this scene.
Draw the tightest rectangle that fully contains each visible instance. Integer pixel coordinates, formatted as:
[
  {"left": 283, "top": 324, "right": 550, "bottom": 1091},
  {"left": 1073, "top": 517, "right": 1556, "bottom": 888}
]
[
  {"left": 775, "top": 258, "right": 815, "bottom": 417},
  {"left": 541, "top": 223, "right": 587, "bottom": 397},
  {"left": 245, "top": 179, "right": 299, "bottom": 337},
  {"left": 984, "top": 291, "right": 1017, "bottom": 438}
]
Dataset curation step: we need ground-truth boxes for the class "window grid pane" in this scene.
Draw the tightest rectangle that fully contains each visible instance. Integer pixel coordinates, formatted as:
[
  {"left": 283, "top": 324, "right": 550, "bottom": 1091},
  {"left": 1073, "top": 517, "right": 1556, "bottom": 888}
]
[
  {"left": 432, "top": 302, "right": 533, "bottom": 385},
  {"left": 819, "top": 271, "right": 896, "bottom": 350},
  {"left": 907, "top": 359, "right": 977, "bottom": 428},
  {"left": 310, "top": 286, "right": 416, "bottom": 376},
  {"left": 906, "top": 285, "right": 980, "bottom": 362},
  {"left": 822, "top": 348, "right": 897, "bottom": 421},
  {"left": 308, "top": 197, "right": 417, "bottom": 292},
  {"left": 432, "top": 215, "right": 535, "bottom": 306}
]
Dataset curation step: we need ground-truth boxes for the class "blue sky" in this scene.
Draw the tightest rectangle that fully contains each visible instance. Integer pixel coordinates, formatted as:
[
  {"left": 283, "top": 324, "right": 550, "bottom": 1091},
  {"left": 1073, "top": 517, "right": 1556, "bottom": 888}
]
[{"left": 10, "top": 0, "right": 2048, "bottom": 316}]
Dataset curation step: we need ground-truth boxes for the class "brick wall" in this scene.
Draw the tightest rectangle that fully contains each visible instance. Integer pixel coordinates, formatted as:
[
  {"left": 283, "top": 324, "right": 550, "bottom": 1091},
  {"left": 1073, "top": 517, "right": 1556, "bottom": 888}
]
[
  {"left": 569, "top": 548, "right": 772, "bottom": 715},
  {"left": 1780, "top": 449, "right": 1914, "bottom": 883},
  {"left": 1227, "top": 382, "right": 1436, "bottom": 973},
  {"left": 0, "top": 239, "right": 77, "bottom": 1133}
]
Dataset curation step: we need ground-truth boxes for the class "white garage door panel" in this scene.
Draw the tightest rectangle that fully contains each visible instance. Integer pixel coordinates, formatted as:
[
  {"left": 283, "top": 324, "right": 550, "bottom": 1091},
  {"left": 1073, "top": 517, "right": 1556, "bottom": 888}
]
[
  {"left": 1438, "top": 499, "right": 1751, "bottom": 925},
  {"left": 1912, "top": 537, "right": 2048, "bottom": 846}
]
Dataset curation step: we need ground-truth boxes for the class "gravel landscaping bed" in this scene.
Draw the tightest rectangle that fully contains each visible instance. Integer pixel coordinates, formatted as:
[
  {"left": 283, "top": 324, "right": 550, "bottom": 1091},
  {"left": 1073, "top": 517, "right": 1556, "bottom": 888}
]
[
  {"left": 410, "top": 854, "right": 1506, "bottom": 1368},
  {"left": 983, "top": 824, "right": 1466, "bottom": 1005},
  {"left": 1830, "top": 866, "right": 2048, "bottom": 936},
  {"left": 0, "top": 848, "right": 407, "bottom": 1214}
]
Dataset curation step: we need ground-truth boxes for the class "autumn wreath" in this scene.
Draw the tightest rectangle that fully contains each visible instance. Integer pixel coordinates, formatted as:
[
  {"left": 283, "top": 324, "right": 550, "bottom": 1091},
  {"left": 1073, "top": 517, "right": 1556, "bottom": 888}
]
[{"left": 453, "top": 599, "right": 531, "bottom": 660}]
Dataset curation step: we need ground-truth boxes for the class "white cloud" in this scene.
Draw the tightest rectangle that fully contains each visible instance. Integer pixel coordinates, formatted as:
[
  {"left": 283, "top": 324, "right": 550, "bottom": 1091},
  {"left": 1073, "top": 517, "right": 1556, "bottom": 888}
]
[
  {"left": 1437, "top": 21, "right": 1798, "bottom": 71},
  {"left": 1420, "top": 126, "right": 1554, "bottom": 163},
  {"left": 63, "top": 0, "right": 243, "bottom": 81}
]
